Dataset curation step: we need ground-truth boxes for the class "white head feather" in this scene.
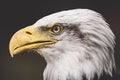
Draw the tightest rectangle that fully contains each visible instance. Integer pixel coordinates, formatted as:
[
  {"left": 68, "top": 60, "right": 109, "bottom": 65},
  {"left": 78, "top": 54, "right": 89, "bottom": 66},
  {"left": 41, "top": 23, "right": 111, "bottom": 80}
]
[{"left": 34, "top": 9, "right": 115, "bottom": 80}]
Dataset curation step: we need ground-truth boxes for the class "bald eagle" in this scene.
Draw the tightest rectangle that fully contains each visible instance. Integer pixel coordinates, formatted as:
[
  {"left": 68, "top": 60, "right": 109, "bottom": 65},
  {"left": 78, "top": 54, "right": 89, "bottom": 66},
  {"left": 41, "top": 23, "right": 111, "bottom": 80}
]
[{"left": 9, "top": 9, "right": 115, "bottom": 80}]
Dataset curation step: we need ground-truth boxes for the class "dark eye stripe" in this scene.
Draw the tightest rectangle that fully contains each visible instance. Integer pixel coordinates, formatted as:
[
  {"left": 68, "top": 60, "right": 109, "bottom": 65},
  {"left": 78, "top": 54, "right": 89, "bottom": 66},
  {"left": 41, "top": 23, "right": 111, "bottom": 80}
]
[
  {"left": 38, "top": 23, "right": 83, "bottom": 38},
  {"left": 40, "top": 27, "right": 49, "bottom": 31},
  {"left": 63, "top": 23, "right": 84, "bottom": 38}
]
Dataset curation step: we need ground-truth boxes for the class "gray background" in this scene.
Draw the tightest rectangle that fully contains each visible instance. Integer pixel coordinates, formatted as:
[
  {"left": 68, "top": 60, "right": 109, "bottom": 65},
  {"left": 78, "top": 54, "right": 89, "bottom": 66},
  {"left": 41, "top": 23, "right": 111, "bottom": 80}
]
[{"left": 0, "top": 0, "right": 120, "bottom": 80}]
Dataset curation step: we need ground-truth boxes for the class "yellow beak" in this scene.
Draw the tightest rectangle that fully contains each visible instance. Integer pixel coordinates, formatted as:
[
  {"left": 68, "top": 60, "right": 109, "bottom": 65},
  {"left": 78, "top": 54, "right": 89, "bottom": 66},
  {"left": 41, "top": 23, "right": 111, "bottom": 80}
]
[{"left": 9, "top": 26, "right": 57, "bottom": 57}]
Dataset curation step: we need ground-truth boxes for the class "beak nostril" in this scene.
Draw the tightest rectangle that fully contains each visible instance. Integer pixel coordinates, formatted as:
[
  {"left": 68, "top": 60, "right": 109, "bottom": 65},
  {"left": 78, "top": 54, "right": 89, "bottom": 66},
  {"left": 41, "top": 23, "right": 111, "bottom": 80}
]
[{"left": 26, "top": 31, "right": 32, "bottom": 35}]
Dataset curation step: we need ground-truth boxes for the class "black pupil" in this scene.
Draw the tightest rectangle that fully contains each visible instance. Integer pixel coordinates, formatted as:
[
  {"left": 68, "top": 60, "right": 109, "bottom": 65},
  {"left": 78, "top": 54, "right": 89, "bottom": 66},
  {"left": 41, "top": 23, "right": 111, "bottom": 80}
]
[{"left": 53, "top": 26, "right": 60, "bottom": 32}]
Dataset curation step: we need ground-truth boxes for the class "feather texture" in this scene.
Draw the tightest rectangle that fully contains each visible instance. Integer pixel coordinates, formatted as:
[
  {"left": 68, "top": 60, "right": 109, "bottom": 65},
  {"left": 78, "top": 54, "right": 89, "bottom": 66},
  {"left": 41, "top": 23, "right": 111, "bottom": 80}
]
[{"left": 34, "top": 9, "right": 115, "bottom": 80}]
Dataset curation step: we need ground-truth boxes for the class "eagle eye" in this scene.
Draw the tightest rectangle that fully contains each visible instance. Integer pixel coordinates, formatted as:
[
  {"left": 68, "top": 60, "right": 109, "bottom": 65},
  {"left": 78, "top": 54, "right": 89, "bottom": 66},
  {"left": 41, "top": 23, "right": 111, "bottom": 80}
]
[{"left": 49, "top": 23, "right": 63, "bottom": 34}]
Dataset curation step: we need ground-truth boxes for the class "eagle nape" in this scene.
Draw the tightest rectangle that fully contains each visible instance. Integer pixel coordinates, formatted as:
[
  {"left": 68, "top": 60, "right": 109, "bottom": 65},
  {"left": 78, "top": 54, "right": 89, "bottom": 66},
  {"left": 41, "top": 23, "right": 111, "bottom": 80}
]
[{"left": 9, "top": 9, "right": 115, "bottom": 80}]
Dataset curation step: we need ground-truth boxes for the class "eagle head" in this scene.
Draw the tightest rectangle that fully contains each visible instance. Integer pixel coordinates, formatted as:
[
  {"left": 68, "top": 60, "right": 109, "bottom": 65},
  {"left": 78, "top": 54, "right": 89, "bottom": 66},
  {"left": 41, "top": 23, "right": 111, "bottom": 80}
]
[{"left": 9, "top": 9, "right": 115, "bottom": 80}]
